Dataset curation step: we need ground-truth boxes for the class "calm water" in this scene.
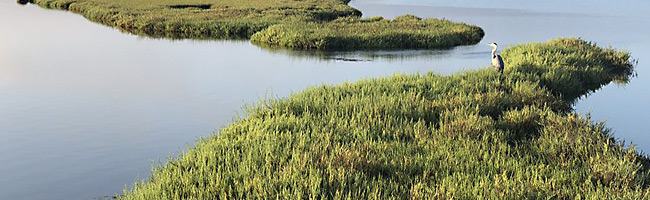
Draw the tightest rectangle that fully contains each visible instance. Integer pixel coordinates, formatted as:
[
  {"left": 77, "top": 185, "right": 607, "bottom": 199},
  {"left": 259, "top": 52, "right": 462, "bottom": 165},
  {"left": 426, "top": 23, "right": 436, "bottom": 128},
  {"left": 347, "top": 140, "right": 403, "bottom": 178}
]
[{"left": 0, "top": 0, "right": 648, "bottom": 199}]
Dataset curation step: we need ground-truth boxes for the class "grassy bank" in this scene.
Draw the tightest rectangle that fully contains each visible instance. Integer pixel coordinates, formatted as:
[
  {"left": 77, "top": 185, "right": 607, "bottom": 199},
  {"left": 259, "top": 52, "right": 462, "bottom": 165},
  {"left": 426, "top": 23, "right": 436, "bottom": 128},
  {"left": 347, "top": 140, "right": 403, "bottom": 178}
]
[
  {"left": 251, "top": 15, "right": 484, "bottom": 50},
  {"left": 21, "top": 0, "right": 484, "bottom": 49},
  {"left": 121, "top": 38, "right": 645, "bottom": 199},
  {"left": 25, "top": 0, "right": 360, "bottom": 39}
]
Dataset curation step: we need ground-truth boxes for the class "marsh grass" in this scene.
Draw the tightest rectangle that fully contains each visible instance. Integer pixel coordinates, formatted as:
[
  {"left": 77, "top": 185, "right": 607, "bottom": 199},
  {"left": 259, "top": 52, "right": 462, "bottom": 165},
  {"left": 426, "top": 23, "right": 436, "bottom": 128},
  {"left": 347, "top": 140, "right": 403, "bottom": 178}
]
[
  {"left": 251, "top": 15, "right": 485, "bottom": 50},
  {"left": 120, "top": 38, "right": 646, "bottom": 199},
  {"left": 24, "top": 0, "right": 484, "bottom": 49},
  {"left": 502, "top": 39, "right": 635, "bottom": 102},
  {"left": 28, "top": 0, "right": 361, "bottom": 39}
]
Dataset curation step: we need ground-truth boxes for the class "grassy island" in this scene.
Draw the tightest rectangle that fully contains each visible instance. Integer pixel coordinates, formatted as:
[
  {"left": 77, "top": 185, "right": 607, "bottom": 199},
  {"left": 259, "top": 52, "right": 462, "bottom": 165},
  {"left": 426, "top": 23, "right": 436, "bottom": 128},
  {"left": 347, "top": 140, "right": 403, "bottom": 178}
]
[
  {"left": 251, "top": 15, "right": 484, "bottom": 50},
  {"left": 21, "top": 0, "right": 484, "bottom": 49},
  {"left": 121, "top": 38, "right": 647, "bottom": 199},
  {"left": 24, "top": 0, "right": 361, "bottom": 39}
]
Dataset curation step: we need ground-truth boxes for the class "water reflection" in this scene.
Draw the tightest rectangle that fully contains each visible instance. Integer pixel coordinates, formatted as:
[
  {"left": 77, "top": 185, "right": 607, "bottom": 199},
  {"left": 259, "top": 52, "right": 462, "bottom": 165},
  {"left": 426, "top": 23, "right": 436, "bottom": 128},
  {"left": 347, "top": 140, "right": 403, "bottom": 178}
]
[
  {"left": 260, "top": 47, "right": 464, "bottom": 62},
  {"left": 1, "top": 0, "right": 650, "bottom": 199}
]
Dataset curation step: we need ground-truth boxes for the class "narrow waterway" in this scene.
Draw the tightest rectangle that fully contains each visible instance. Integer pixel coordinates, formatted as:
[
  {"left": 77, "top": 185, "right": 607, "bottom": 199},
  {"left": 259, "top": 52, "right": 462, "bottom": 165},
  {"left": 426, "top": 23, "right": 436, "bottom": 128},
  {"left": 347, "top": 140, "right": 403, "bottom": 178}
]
[{"left": 1, "top": 0, "right": 648, "bottom": 199}]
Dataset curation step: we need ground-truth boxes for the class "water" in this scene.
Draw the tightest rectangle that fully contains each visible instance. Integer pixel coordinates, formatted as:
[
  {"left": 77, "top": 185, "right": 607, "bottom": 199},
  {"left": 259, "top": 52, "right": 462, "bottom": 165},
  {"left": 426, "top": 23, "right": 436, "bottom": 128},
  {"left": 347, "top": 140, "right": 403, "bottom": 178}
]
[{"left": 0, "top": 0, "right": 648, "bottom": 199}]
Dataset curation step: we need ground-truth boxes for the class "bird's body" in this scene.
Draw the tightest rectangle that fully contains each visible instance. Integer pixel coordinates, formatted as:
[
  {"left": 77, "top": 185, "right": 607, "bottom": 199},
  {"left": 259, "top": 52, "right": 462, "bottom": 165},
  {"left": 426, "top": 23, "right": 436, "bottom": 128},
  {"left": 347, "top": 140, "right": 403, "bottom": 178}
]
[
  {"left": 487, "top": 43, "right": 504, "bottom": 73},
  {"left": 492, "top": 54, "right": 504, "bottom": 73}
]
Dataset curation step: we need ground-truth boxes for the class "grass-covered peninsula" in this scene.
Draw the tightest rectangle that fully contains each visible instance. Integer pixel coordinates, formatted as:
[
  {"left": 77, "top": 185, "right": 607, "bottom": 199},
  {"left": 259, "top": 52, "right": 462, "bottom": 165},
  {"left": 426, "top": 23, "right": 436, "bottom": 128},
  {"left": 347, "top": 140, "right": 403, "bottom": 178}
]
[
  {"left": 121, "top": 38, "right": 647, "bottom": 199},
  {"left": 251, "top": 15, "right": 484, "bottom": 50},
  {"left": 20, "top": 0, "right": 483, "bottom": 49},
  {"left": 23, "top": 0, "right": 360, "bottom": 39}
]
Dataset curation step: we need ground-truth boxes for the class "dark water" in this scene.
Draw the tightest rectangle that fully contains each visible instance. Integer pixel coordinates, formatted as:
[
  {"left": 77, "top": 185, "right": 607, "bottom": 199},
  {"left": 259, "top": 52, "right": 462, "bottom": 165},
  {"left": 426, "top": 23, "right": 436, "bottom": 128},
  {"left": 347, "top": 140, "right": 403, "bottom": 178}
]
[{"left": 1, "top": 0, "right": 649, "bottom": 199}]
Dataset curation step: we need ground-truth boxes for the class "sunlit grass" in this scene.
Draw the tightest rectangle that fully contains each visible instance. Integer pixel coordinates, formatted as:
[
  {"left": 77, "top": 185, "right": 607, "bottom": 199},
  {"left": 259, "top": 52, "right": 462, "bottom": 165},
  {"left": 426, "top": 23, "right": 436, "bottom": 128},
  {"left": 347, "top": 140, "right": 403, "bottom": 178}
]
[
  {"left": 120, "top": 38, "right": 646, "bottom": 199},
  {"left": 251, "top": 15, "right": 484, "bottom": 50},
  {"left": 24, "top": 0, "right": 484, "bottom": 49},
  {"left": 27, "top": 0, "right": 361, "bottom": 39}
]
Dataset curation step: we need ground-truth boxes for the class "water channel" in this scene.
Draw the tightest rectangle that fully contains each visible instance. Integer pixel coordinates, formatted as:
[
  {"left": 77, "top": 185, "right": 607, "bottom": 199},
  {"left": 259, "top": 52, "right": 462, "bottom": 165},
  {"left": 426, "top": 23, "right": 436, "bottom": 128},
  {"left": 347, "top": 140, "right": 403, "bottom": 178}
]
[{"left": 1, "top": 0, "right": 648, "bottom": 199}]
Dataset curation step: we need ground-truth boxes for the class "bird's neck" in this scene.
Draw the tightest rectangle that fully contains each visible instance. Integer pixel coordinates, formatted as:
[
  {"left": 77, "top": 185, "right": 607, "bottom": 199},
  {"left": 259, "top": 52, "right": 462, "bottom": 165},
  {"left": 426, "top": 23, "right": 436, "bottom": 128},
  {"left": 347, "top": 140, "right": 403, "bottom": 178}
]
[{"left": 491, "top": 46, "right": 498, "bottom": 58}]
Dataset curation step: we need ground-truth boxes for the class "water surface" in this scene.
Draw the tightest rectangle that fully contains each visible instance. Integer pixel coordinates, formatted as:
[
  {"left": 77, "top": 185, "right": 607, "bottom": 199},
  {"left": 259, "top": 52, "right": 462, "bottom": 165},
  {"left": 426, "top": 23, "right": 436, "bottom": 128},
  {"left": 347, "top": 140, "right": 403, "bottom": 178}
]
[{"left": 1, "top": 0, "right": 649, "bottom": 199}]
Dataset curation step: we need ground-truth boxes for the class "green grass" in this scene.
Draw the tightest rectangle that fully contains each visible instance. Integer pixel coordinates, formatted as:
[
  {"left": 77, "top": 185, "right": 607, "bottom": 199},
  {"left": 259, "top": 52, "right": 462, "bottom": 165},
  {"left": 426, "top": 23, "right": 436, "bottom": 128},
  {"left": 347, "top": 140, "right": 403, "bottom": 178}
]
[
  {"left": 26, "top": 0, "right": 361, "bottom": 39},
  {"left": 22, "top": 0, "right": 484, "bottom": 49},
  {"left": 120, "top": 38, "right": 646, "bottom": 199},
  {"left": 251, "top": 15, "right": 484, "bottom": 50}
]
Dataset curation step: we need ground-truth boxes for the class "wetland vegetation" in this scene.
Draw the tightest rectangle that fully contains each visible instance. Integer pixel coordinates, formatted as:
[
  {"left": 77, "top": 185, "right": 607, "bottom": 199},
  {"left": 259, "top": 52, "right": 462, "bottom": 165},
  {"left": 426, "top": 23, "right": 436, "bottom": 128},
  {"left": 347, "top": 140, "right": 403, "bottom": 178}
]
[
  {"left": 120, "top": 38, "right": 647, "bottom": 199},
  {"left": 23, "top": 0, "right": 359, "bottom": 39},
  {"left": 21, "top": 0, "right": 483, "bottom": 49},
  {"left": 251, "top": 15, "right": 484, "bottom": 50}
]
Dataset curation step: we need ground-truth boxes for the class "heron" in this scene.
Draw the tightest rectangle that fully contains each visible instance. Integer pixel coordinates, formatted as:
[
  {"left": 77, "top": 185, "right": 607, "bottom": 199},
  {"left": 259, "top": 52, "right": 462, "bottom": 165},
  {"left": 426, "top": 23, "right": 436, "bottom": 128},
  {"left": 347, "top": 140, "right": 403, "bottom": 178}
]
[{"left": 487, "top": 43, "right": 504, "bottom": 73}]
